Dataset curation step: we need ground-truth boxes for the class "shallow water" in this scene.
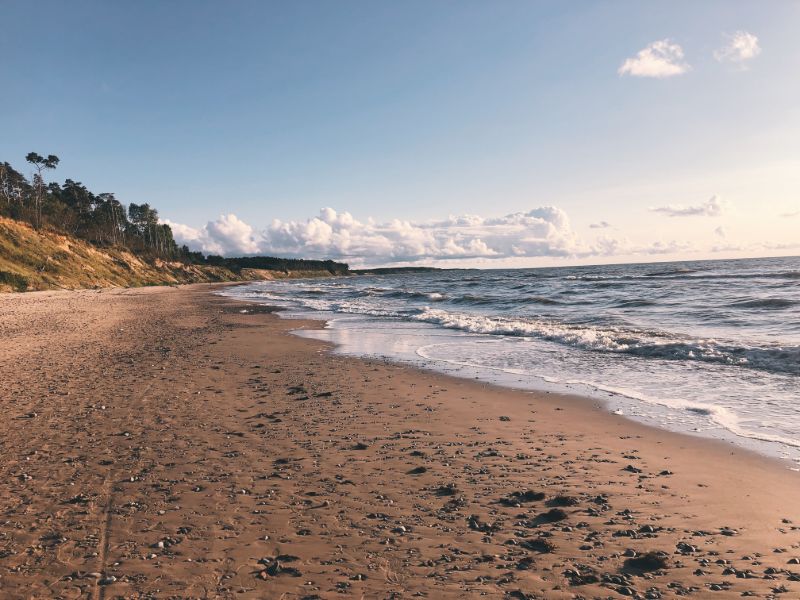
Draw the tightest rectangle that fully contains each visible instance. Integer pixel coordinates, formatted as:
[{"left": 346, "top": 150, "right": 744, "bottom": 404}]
[{"left": 222, "top": 256, "right": 800, "bottom": 465}]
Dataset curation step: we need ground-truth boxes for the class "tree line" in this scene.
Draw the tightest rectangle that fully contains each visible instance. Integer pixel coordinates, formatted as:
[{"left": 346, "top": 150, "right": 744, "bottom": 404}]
[
  {"left": 1, "top": 153, "right": 180, "bottom": 258},
  {"left": 0, "top": 153, "right": 349, "bottom": 273},
  {"left": 204, "top": 255, "right": 349, "bottom": 275}
]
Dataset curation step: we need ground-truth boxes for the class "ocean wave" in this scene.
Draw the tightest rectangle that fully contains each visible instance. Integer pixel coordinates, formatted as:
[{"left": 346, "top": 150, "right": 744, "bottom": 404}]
[
  {"left": 525, "top": 295, "right": 562, "bottom": 305},
  {"left": 565, "top": 274, "right": 607, "bottom": 281},
  {"left": 564, "top": 268, "right": 800, "bottom": 283},
  {"left": 411, "top": 308, "right": 800, "bottom": 375},
  {"left": 644, "top": 267, "right": 700, "bottom": 277},
  {"left": 642, "top": 270, "right": 800, "bottom": 282},
  {"left": 230, "top": 285, "right": 800, "bottom": 377},
  {"left": 730, "top": 298, "right": 796, "bottom": 310},
  {"left": 450, "top": 293, "right": 497, "bottom": 305},
  {"left": 380, "top": 289, "right": 447, "bottom": 301},
  {"left": 613, "top": 299, "right": 658, "bottom": 308}
]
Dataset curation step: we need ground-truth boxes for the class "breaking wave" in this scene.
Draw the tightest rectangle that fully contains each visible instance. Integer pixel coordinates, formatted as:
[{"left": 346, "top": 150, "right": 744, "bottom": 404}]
[{"left": 411, "top": 308, "right": 800, "bottom": 376}]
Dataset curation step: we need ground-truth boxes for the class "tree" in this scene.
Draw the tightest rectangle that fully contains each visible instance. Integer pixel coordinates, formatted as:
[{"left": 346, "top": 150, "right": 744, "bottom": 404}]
[
  {"left": 25, "top": 152, "right": 59, "bottom": 229},
  {"left": 0, "top": 162, "right": 30, "bottom": 218},
  {"left": 127, "top": 202, "right": 168, "bottom": 253},
  {"left": 59, "top": 179, "right": 95, "bottom": 235},
  {"left": 93, "top": 193, "right": 128, "bottom": 246}
]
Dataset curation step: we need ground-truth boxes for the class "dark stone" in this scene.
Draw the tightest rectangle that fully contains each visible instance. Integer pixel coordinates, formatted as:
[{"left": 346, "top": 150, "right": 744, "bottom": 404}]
[{"left": 622, "top": 551, "right": 669, "bottom": 574}]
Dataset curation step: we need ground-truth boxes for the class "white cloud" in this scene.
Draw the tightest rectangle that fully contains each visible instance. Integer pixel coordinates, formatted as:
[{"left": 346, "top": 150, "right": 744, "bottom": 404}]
[
  {"left": 262, "top": 206, "right": 581, "bottom": 263},
  {"left": 164, "top": 213, "right": 259, "bottom": 255},
  {"left": 710, "top": 242, "right": 745, "bottom": 253},
  {"left": 780, "top": 210, "right": 799, "bottom": 218},
  {"left": 641, "top": 239, "right": 695, "bottom": 255},
  {"left": 164, "top": 220, "right": 203, "bottom": 246},
  {"left": 618, "top": 39, "right": 689, "bottom": 78},
  {"left": 714, "top": 31, "right": 760, "bottom": 64},
  {"left": 165, "top": 207, "right": 726, "bottom": 266},
  {"left": 589, "top": 221, "right": 611, "bottom": 229},
  {"left": 650, "top": 195, "right": 727, "bottom": 217},
  {"left": 714, "top": 225, "right": 727, "bottom": 238},
  {"left": 712, "top": 240, "right": 800, "bottom": 254},
  {"left": 588, "top": 235, "right": 694, "bottom": 257},
  {"left": 167, "top": 207, "right": 596, "bottom": 264}
]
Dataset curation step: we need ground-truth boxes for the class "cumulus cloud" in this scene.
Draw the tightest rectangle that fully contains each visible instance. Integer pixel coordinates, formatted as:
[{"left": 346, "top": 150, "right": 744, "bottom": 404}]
[
  {"left": 589, "top": 221, "right": 611, "bottom": 229},
  {"left": 164, "top": 213, "right": 259, "bottom": 255},
  {"left": 167, "top": 207, "right": 709, "bottom": 266},
  {"left": 618, "top": 39, "right": 689, "bottom": 78},
  {"left": 262, "top": 206, "right": 581, "bottom": 263},
  {"left": 164, "top": 220, "right": 203, "bottom": 246},
  {"left": 714, "top": 31, "right": 760, "bottom": 64},
  {"left": 650, "top": 195, "right": 727, "bottom": 217},
  {"left": 167, "top": 207, "right": 597, "bottom": 264}
]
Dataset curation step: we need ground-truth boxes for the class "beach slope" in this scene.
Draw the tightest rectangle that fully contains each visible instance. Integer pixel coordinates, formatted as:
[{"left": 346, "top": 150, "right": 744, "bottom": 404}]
[{"left": 0, "top": 285, "right": 798, "bottom": 599}]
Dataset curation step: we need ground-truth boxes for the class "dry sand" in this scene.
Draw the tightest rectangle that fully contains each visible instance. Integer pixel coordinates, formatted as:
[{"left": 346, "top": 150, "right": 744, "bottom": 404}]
[{"left": 1, "top": 284, "right": 799, "bottom": 599}]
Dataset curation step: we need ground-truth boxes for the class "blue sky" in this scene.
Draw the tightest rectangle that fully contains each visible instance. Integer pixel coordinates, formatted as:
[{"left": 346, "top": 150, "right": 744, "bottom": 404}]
[{"left": 2, "top": 1, "right": 799, "bottom": 265}]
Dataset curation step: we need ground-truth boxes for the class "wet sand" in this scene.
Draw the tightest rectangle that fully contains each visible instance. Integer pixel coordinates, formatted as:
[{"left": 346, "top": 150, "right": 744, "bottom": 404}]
[{"left": 1, "top": 284, "right": 799, "bottom": 599}]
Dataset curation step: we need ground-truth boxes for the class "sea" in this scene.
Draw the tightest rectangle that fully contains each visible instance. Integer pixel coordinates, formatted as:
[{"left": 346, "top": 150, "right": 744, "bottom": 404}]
[{"left": 222, "top": 256, "right": 800, "bottom": 466}]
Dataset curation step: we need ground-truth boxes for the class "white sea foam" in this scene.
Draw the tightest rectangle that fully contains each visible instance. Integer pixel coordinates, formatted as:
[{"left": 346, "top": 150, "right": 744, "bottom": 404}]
[{"left": 411, "top": 308, "right": 799, "bottom": 375}]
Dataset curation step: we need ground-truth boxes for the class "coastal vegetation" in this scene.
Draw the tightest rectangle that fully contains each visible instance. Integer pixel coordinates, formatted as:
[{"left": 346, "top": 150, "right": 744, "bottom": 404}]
[
  {"left": 350, "top": 266, "right": 441, "bottom": 275},
  {"left": 0, "top": 154, "right": 348, "bottom": 291}
]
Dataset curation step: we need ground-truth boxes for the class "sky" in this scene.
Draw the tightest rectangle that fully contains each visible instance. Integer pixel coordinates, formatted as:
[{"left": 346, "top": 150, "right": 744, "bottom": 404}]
[{"left": 2, "top": 0, "right": 799, "bottom": 267}]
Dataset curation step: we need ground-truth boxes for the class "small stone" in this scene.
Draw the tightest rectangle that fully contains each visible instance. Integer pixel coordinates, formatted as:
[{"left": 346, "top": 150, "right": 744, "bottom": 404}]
[{"left": 676, "top": 542, "right": 697, "bottom": 554}]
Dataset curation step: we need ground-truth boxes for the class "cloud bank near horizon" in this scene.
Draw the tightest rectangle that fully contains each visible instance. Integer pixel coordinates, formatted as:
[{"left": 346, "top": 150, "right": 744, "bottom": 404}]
[
  {"left": 165, "top": 206, "right": 735, "bottom": 266},
  {"left": 168, "top": 207, "right": 581, "bottom": 263},
  {"left": 650, "top": 195, "right": 727, "bottom": 217}
]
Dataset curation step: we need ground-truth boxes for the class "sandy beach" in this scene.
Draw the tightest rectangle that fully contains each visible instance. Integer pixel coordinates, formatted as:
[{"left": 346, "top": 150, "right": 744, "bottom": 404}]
[{"left": 1, "top": 284, "right": 799, "bottom": 599}]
